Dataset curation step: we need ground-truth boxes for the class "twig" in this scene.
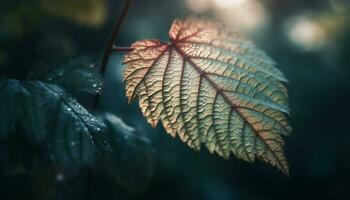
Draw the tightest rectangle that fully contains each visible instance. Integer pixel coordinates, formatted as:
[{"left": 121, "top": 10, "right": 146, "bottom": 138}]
[{"left": 93, "top": 0, "right": 134, "bottom": 109}]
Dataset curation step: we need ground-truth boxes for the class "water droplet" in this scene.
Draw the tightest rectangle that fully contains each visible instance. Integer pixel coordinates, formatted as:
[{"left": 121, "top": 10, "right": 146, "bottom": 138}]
[
  {"left": 93, "top": 83, "right": 97, "bottom": 87},
  {"left": 56, "top": 173, "right": 65, "bottom": 182},
  {"left": 59, "top": 72, "right": 63, "bottom": 76},
  {"left": 67, "top": 108, "right": 72, "bottom": 111}
]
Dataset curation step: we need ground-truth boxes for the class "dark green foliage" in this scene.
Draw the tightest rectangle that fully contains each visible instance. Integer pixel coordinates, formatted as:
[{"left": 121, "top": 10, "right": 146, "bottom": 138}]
[
  {"left": 0, "top": 58, "right": 155, "bottom": 192},
  {"left": 0, "top": 88, "right": 13, "bottom": 139},
  {"left": 28, "top": 57, "right": 104, "bottom": 96},
  {"left": 0, "top": 79, "right": 107, "bottom": 170},
  {"left": 96, "top": 112, "right": 155, "bottom": 193}
]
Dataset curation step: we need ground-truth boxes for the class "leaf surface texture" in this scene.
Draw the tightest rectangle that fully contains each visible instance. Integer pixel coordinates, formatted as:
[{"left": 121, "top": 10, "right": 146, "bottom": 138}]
[
  {"left": 28, "top": 57, "right": 103, "bottom": 95},
  {"left": 123, "top": 18, "right": 292, "bottom": 174},
  {"left": 0, "top": 79, "right": 106, "bottom": 169}
]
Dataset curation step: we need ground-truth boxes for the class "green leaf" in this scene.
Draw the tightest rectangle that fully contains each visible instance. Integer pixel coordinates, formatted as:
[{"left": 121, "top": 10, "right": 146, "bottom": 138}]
[
  {"left": 0, "top": 79, "right": 21, "bottom": 139},
  {"left": 0, "top": 79, "right": 106, "bottom": 169},
  {"left": 96, "top": 112, "right": 155, "bottom": 193},
  {"left": 0, "top": 94, "right": 13, "bottom": 139},
  {"left": 28, "top": 57, "right": 103, "bottom": 95},
  {"left": 123, "top": 18, "right": 292, "bottom": 175}
]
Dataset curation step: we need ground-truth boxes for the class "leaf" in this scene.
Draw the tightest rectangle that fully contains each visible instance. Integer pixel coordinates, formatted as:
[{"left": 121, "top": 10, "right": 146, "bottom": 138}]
[
  {"left": 0, "top": 79, "right": 106, "bottom": 170},
  {"left": 28, "top": 57, "right": 104, "bottom": 95},
  {"left": 0, "top": 95, "right": 14, "bottom": 139},
  {"left": 96, "top": 112, "right": 155, "bottom": 193},
  {"left": 123, "top": 18, "right": 292, "bottom": 174}
]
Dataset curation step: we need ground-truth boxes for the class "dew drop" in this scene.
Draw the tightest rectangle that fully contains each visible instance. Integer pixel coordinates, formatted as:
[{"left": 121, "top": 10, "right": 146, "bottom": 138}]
[{"left": 56, "top": 173, "right": 65, "bottom": 182}]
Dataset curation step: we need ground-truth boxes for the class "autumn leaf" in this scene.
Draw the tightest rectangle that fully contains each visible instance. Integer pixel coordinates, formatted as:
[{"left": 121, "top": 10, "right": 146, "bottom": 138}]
[{"left": 123, "top": 18, "right": 292, "bottom": 175}]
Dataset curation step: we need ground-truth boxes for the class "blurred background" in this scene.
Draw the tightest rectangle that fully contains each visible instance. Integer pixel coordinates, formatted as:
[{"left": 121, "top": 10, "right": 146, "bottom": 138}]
[{"left": 1, "top": 0, "right": 350, "bottom": 199}]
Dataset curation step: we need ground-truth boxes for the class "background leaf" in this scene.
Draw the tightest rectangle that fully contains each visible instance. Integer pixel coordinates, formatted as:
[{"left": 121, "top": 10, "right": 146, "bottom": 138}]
[
  {"left": 96, "top": 112, "right": 155, "bottom": 193},
  {"left": 0, "top": 78, "right": 156, "bottom": 191},
  {"left": 0, "top": 79, "right": 106, "bottom": 170},
  {"left": 28, "top": 57, "right": 104, "bottom": 96},
  {"left": 123, "top": 18, "right": 292, "bottom": 174}
]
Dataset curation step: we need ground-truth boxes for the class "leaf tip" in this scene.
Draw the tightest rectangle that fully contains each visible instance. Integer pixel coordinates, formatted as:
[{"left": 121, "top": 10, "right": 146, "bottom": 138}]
[{"left": 278, "top": 163, "right": 290, "bottom": 177}]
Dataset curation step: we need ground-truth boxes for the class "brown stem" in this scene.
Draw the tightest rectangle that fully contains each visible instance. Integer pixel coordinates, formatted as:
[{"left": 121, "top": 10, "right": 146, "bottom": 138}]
[{"left": 93, "top": 0, "right": 134, "bottom": 109}]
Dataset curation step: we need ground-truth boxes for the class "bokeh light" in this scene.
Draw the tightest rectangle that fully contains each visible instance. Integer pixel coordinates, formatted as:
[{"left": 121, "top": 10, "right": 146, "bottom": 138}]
[
  {"left": 214, "top": 0, "right": 270, "bottom": 33},
  {"left": 212, "top": 0, "right": 249, "bottom": 8},
  {"left": 185, "top": 0, "right": 270, "bottom": 34},
  {"left": 185, "top": 0, "right": 212, "bottom": 13},
  {"left": 284, "top": 10, "right": 349, "bottom": 52},
  {"left": 284, "top": 15, "right": 327, "bottom": 51}
]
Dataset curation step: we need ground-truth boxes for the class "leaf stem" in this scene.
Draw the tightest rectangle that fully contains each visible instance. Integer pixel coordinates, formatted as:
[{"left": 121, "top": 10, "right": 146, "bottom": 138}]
[
  {"left": 100, "top": 0, "right": 134, "bottom": 75},
  {"left": 93, "top": 0, "right": 134, "bottom": 109}
]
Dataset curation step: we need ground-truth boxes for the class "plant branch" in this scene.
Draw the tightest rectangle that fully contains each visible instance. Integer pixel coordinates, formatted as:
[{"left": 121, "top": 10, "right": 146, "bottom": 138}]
[
  {"left": 93, "top": 0, "right": 134, "bottom": 109},
  {"left": 100, "top": 0, "right": 134, "bottom": 75}
]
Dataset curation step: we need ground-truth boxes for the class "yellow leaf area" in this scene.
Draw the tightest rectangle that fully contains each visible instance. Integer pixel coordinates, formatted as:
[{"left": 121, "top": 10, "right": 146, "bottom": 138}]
[
  {"left": 123, "top": 18, "right": 292, "bottom": 175},
  {"left": 40, "top": 0, "right": 107, "bottom": 27}
]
